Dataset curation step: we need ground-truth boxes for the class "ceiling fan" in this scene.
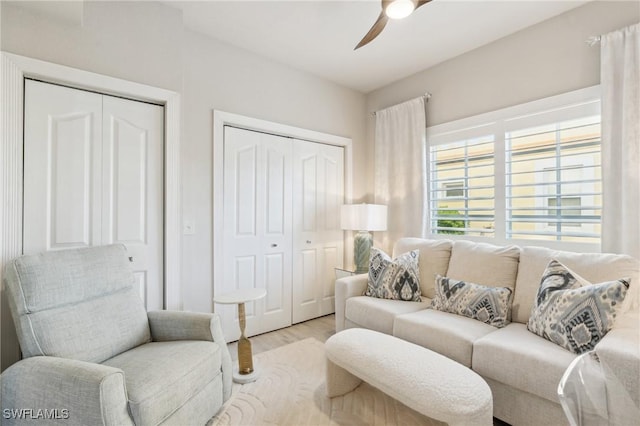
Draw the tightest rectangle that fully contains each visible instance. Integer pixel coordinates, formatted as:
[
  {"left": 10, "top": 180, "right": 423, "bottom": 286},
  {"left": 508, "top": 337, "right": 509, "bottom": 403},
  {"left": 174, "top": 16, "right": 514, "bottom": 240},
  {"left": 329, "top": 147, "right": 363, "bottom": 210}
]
[{"left": 355, "top": 0, "right": 433, "bottom": 50}]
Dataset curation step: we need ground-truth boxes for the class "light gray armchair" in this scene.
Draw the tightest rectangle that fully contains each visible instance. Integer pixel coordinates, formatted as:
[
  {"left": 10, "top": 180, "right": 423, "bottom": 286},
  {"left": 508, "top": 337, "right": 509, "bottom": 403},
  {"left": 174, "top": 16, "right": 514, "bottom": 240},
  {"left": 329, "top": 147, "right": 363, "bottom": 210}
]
[{"left": 1, "top": 245, "right": 232, "bottom": 425}]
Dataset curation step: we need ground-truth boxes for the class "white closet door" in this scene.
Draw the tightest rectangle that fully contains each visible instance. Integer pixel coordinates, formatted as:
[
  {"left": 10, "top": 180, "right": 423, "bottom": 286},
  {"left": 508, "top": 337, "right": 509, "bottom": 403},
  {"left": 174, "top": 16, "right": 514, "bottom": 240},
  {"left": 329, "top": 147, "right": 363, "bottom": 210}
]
[
  {"left": 292, "top": 140, "right": 344, "bottom": 323},
  {"left": 23, "top": 80, "right": 165, "bottom": 310},
  {"left": 221, "top": 126, "right": 293, "bottom": 341},
  {"left": 24, "top": 81, "right": 103, "bottom": 253},
  {"left": 102, "top": 96, "right": 164, "bottom": 310}
]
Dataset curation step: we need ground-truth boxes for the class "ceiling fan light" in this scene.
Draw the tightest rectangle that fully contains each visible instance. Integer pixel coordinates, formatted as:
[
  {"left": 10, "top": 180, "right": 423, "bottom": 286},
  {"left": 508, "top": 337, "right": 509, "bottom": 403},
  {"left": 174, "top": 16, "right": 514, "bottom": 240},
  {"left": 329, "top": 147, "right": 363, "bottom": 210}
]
[{"left": 385, "top": 0, "right": 415, "bottom": 20}]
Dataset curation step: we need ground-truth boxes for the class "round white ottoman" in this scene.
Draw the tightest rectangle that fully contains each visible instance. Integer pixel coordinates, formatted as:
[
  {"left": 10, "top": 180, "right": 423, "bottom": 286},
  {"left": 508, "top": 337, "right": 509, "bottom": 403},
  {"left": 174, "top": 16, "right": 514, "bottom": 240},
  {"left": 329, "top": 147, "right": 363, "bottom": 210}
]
[{"left": 325, "top": 328, "right": 493, "bottom": 426}]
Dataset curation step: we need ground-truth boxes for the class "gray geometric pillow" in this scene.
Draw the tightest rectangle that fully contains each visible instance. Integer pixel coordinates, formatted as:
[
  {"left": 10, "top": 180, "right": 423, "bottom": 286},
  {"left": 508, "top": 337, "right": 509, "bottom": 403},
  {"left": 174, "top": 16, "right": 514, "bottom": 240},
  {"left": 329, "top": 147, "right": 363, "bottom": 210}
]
[
  {"left": 430, "top": 275, "right": 513, "bottom": 328},
  {"left": 527, "top": 260, "right": 630, "bottom": 354},
  {"left": 365, "top": 248, "right": 421, "bottom": 301}
]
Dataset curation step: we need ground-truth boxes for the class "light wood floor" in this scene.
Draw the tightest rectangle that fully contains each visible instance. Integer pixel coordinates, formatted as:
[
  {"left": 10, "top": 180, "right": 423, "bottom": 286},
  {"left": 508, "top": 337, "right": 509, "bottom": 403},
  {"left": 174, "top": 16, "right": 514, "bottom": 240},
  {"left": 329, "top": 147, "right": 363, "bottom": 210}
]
[{"left": 226, "top": 314, "right": 336, "bottom": 362}]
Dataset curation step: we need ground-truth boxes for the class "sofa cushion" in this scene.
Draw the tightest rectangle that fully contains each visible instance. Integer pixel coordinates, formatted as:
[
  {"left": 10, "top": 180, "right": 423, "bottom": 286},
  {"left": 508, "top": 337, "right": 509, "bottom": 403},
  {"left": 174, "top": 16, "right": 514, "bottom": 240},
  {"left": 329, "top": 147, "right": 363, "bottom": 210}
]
[
  {"left": 393, "top": 309, "right": 497, "bottom": 367},
  {"left": 103, "top": 340, "right": 222, "bottom": 426},
  {"left": 365, "top": 248, "right": 421, "bottom": 301},
  {"left": 431, "top": 275, "right": 513, "bottom": 328},
  {"left": 472, "top": 323, "right": 577, "bottom": 404},
  {"left": 345, "top": 296, "right": 429, "bottom": 335},
  {"left": 393, "top": 238, "right": 453, "bottom": 299},
  {"left": 512, "top": 246, "right": 639, "bottom": 324},
  {"left": 527, "top": 260, "right": 629, "bottom": 354},
  {"left": 446, "top": 241, "right": 520, "bottom": 290}
]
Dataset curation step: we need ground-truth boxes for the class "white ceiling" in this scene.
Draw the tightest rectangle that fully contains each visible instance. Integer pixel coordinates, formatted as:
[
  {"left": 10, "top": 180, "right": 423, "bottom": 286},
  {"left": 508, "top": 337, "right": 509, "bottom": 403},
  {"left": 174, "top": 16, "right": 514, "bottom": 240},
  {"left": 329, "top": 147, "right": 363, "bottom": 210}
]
[{"left": 167, "top": 0, "right": 591, "bottom": 93}]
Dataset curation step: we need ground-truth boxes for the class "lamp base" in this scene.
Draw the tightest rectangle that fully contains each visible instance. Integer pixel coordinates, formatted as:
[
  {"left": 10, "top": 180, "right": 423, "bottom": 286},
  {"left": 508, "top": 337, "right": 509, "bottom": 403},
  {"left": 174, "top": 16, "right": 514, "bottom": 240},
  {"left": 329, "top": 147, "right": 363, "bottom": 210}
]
[{"left": 354, "top": 231, "right": 373, "bottom": 274}]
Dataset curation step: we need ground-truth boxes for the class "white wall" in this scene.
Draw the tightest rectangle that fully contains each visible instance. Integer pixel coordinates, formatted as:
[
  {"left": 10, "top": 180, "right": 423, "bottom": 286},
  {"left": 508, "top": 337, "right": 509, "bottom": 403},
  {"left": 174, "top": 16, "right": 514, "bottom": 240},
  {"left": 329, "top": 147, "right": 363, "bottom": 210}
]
[
  {"left": 0, "top": 0, "right": 367, "bottom": 369},
  {"left": 365, "top": 1, "right": 640, "bottom": 188},
  {"left": 1, "top": 1, "right": 183, "bottom": 91}
]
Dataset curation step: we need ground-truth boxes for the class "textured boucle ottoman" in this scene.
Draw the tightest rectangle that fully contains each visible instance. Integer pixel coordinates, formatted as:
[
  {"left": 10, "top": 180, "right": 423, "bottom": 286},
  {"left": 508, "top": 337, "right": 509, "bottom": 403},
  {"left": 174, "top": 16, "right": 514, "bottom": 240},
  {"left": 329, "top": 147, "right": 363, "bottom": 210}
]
[{"left": 325, "top": 328, "right": 493, "bottom": 426}]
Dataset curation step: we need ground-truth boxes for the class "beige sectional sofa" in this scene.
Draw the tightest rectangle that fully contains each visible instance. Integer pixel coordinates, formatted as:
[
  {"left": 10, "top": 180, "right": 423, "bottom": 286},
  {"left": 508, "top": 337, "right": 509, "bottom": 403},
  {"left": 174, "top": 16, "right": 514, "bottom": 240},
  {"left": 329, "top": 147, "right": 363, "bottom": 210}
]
[{"left": 335, "top": 238, "right": 640, "bottom": 426}]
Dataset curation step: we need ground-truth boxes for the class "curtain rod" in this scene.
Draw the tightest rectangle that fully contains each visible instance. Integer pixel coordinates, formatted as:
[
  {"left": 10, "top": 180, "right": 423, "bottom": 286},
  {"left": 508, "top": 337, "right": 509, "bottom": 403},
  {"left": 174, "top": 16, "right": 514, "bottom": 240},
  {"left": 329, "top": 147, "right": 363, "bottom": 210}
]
[
  {"left": 586, "top": 35, "right": 601, "bottom": 47},
  {"left": 371, "top": 92, "right": 432, "bottom": 117}
]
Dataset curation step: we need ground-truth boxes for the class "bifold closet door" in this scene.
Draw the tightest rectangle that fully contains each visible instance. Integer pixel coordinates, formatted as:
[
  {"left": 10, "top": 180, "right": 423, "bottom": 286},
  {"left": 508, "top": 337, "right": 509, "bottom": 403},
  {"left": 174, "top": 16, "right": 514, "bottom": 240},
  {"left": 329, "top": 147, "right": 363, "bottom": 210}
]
[
  {"left": 23, "top": 80, "right": 165, "bottom": 310},
  {"left": 220, "top": 126, "right": 293, "bottom": 341},
  {"left": 292, "top": 140, "right": 345, "bottom": 323}
]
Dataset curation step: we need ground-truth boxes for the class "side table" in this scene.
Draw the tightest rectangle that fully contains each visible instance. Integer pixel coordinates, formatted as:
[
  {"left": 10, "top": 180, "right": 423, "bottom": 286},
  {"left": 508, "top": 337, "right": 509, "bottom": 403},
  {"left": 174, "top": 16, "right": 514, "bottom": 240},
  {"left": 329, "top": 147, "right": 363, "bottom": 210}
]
[{"left": 214, "top": 287, "right": 267, "bottom": 384}]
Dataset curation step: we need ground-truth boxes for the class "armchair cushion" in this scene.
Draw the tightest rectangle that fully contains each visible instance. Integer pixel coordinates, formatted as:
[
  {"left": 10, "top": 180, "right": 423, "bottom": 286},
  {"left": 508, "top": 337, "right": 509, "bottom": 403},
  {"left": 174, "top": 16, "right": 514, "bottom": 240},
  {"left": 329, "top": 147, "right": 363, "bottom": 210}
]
[
  {"left": 4, "top": 245, "right": 150, "bottom": 363},
  {"left": 147, "top": 310, "right": 233, "bottom": 401},
  {"left": 102, "top": 341, "right": 223, "bottom": 426}
]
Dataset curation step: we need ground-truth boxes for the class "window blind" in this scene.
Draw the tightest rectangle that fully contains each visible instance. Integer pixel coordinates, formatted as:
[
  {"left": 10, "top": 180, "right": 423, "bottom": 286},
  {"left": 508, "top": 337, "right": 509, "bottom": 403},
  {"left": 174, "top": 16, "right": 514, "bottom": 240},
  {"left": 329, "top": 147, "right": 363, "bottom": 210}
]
[
  {"left": 429, "top": 136, "right": 495, "bottom": 236},
  {"left": 505, "top": 115, "right": 601, "bottom": 243}
]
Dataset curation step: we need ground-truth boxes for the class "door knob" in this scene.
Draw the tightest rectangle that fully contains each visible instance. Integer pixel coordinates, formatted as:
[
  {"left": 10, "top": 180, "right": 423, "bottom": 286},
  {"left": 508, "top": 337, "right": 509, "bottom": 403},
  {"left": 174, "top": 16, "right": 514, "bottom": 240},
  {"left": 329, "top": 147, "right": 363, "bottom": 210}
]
[
  {"left": 128, "top": 256, "right": 134, "bottom": 262},
  {"left": 306, "top": 240, "right": 312, "bottom": 244},
  {"left": 271, "top": 243, "right": 278, "bottom": 248}
]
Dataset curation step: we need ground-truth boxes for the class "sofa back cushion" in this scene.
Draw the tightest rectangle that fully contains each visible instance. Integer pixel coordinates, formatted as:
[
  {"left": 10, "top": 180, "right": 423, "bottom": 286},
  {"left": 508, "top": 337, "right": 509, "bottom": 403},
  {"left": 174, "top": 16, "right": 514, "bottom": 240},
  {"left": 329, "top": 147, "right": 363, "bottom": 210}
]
[
  {"left": 393, "top": 238, "right": 452, "bottom": 299},
  {"left": 4, "top": 244, "right": 151, "bottom": 363},
  {"left": 512, "top": 246, "right": 640, "bottom": 324},
  {"left": 446, "top": 240, "right": 520, "bottom": 290}
]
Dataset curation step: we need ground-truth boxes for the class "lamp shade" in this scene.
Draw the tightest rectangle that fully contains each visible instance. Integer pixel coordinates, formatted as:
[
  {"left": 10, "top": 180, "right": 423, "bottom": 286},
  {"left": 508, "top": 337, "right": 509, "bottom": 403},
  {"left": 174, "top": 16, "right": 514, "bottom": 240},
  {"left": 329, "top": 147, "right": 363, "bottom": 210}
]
[{"left": 340, "top": 204, "right": 388, "bottom": 232}]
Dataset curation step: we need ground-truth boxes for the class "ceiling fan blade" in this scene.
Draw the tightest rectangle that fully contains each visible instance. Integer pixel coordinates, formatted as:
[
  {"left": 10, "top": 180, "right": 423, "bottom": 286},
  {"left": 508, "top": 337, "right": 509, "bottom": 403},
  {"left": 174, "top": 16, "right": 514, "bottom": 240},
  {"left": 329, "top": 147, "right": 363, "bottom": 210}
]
[
  {"left": 354, "top": 11, "right": 388, "bottom": 50},
  {"left": 415, "top": 0, "right": 433, "bottom": 10}
]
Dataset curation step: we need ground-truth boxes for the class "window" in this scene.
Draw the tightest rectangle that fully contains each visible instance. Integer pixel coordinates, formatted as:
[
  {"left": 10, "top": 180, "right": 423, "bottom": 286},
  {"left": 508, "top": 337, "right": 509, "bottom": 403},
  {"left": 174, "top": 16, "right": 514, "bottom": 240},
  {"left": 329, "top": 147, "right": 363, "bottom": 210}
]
[
  {"left": 547, "top": 197, "right": 581, "bottom": 227},
  {"left": 427, "top": 86, "right": 601, "bottom": 248},
  {"left": 443, "top": 181, "right": 464, "bottom": 198},
  {"left": 430, "top": 136, "right": 495, "bottom": 236},
  {"left": 505, "top": 115, "right": 601, "bottom": 243}
]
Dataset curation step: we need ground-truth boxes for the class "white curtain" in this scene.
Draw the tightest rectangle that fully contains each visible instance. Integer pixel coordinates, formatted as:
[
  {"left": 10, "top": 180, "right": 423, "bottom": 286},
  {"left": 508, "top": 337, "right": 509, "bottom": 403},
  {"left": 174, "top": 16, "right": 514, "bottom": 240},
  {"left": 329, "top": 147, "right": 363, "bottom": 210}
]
[
  {"left": 374, "top": 97, "right": 427, "bottom": 253},
  {"left": 601, "top": 23, "right": 640, "bottom": 259}
]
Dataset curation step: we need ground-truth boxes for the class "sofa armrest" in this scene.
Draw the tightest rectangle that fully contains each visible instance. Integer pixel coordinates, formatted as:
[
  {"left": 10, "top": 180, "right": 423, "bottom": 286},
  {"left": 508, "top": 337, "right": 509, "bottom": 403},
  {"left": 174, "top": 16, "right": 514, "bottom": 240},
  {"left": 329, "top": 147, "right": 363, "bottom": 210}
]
[
  {"left": 596, "top": 327, "right": 640, "bottom": 425},
  {"left": 0, "top": 356, "right": 133, "bottom": 426},
  {"left": 147, "top": 310, "right": 232, "bottom": 401},
  {"left": 335, "top": 274, "right": 368, "bottom": 332}
]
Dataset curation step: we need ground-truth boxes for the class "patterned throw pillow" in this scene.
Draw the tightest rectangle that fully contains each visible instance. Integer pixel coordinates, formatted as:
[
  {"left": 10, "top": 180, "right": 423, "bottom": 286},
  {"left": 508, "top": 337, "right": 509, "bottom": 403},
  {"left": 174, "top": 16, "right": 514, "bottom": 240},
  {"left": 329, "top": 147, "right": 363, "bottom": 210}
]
[
  {"left": 365, "top": 248, "right": 421, "bottom": 301},
  {"left": 527, "top": 260, "right": 630, "bottom": 354},
  {"left": 431, "top": 275, "right": 513, "bottom": 328}
]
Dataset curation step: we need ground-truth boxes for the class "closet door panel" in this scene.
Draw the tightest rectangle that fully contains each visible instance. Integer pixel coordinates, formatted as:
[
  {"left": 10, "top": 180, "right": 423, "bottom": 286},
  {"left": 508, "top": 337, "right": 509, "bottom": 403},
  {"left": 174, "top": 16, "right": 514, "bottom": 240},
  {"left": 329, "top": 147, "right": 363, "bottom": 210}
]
[
  {"left": 292, "top": 141, "right": 345, "bottom": 323},
  {"left": 109, "top": 117, "right": 147, "bottom": 242},
  {"left": 318, "top": 145, "right": 345, "bottom": 315},
  {"left": 102, "top": 96, "right": 164, "bottom": 310},
  {"left": 301, "top": 156, "right": 318, "bottom": 231},
  {"left": 264, "top": 253, "right": 285, "bottom": 313},
  {"left": 235, "top": 145, "right": 258, "bottom": 236},
  {"left": 23, "top": 80, "right": 102, "bottom": 253},
  {"left": 323, "top": 247, "right": 339, "bottom": 299},
  {"left": 221, "top": 127, "right": 293, "bottom": 341}
]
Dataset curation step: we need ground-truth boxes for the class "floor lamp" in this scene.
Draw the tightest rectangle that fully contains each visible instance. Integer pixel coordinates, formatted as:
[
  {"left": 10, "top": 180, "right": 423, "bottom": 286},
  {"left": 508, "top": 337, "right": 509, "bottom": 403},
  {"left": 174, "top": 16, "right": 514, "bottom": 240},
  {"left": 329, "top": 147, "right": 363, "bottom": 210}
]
[{"left": 341, "top": 204, "right": 388, "bottom": 274}]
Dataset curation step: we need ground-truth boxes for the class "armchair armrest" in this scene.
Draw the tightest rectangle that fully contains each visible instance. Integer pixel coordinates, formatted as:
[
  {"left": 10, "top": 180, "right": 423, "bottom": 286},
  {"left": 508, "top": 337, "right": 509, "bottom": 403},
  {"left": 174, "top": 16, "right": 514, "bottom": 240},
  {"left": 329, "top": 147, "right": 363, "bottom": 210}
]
[
  {"left": 595, "top": 327, "right": 640, "bottom": 426},
  {"left": 335, "top": 274, "right": 368, "bottom": 332},
  {"left": 0, "top": 356, "right": 133, "bottom": 426},
  {"left": 147, "top": 310, "right": 232, "bottom": 401}
]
